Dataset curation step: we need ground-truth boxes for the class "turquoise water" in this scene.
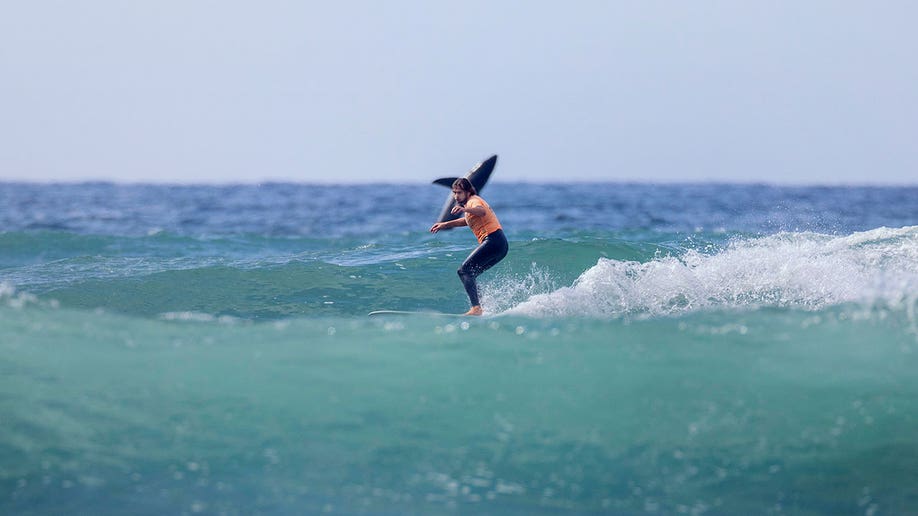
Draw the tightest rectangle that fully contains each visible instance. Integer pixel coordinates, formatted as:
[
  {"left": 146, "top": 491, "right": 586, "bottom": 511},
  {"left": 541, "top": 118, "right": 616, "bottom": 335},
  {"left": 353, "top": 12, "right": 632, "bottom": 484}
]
[{"left": 2, "top": 182, "right": 917, "bottom": 514}]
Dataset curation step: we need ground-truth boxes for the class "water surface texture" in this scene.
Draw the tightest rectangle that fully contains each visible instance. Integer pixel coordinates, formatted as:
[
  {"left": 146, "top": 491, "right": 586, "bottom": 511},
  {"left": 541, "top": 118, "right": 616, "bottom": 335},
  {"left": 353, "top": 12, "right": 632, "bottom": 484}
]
[{"left": 2, "top": 182, "right": 916, "bottom": 514}]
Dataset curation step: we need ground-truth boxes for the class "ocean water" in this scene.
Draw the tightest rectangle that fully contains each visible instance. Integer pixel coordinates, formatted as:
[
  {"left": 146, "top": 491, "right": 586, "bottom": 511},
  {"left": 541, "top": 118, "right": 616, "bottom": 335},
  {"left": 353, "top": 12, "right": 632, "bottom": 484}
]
[{"left": 1, "top": 181, "right": 917, "bottom": 515}]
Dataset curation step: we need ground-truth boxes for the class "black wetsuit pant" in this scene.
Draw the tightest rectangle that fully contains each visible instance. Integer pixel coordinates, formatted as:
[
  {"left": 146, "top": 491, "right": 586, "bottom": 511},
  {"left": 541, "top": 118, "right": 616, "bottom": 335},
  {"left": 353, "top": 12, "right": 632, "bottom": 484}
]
[{"left": 457, "top": 229, "right": 508, "bottom": 307}]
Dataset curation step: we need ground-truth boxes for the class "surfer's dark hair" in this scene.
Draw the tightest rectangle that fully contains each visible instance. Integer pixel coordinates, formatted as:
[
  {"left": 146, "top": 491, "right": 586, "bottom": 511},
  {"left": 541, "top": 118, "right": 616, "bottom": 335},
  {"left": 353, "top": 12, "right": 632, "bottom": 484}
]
[{"left": 452, "top": 178, "right": 477, "bottom": 196}]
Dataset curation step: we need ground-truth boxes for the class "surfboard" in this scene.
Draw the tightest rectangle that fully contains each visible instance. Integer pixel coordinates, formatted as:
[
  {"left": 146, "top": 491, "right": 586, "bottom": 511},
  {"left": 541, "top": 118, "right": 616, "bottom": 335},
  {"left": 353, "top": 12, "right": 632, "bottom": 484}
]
[
  {"left": 432, "top": 154, "right": 498, "bottom": 226},
  {"left": 368, "top": 310, "right": 472, "bottom": 317}
]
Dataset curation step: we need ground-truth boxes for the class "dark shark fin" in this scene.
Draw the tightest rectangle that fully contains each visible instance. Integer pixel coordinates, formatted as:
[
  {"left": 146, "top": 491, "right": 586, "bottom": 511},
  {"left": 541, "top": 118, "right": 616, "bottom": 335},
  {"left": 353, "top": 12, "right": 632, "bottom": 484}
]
[{"left": 432, "top": 177, "right": 459, "bottom": 188}]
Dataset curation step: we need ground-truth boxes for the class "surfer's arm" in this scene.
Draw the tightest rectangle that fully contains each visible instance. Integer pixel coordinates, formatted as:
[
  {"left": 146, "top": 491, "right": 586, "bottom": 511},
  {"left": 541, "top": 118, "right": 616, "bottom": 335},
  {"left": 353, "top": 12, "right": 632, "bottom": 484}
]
[
  {"left": 452, "top": 198, "right": 486, "bottom": 217},
  {"left": 430, "top": 218, "right": 468, "bottom": 233},
  {"left": 452, "top": 205, "right": 486, "bottom": 217}
]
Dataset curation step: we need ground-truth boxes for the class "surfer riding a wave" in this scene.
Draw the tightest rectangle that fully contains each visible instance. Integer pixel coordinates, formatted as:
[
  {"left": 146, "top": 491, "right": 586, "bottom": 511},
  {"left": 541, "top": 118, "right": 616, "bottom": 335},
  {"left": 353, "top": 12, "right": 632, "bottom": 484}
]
[{"left": 430, "top": 178, "right": 509, "bottom": 316}]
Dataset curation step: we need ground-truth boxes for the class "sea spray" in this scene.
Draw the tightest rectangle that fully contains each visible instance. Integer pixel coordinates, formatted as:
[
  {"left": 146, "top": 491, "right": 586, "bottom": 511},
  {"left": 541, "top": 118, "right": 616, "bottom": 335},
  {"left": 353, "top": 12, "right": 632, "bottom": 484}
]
[{"left": 507, "top": 226, "right": 918, "bottom": 319}]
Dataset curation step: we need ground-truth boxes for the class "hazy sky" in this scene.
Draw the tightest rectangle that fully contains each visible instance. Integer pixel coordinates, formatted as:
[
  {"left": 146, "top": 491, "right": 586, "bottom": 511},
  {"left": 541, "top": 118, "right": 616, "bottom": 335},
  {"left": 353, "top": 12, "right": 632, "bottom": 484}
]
[{"left": 2, "top": 1, "right": 916, "bottom": 184}]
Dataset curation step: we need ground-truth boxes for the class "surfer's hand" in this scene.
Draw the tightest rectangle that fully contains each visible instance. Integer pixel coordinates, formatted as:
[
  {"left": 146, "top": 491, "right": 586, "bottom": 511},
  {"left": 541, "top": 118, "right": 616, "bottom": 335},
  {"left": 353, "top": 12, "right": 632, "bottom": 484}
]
[
  {"left": 450, "top": 205, "right": 464, "bottom": 215},
  {"left": 430, "top": 223, "right": 442, "bottom": 233}
]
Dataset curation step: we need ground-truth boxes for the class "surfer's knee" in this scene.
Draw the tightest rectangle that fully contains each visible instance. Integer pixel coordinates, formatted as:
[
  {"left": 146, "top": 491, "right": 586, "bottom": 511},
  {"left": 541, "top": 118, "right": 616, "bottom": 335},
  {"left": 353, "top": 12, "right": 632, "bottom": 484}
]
[{"left": 458, "top": 263, "right": 482, "bottom": 281}]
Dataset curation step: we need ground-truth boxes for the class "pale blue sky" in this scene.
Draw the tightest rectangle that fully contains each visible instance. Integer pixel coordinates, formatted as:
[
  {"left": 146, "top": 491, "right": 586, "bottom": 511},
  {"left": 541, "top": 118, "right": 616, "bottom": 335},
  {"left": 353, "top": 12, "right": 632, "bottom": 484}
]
[{"left": 2, "top": 1, "right": 916, "bottom": 184}]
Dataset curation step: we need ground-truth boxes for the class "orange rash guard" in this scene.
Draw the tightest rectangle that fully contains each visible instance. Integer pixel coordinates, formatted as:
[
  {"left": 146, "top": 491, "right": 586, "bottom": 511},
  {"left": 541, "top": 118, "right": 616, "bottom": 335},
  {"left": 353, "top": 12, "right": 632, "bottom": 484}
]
[{"left": 464, "top": 196, "right": 502, "bottom": 244}]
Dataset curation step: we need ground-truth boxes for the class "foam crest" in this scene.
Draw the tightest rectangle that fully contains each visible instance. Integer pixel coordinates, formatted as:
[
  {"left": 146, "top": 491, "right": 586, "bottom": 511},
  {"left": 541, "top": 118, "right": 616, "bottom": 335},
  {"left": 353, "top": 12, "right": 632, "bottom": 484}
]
[{"left": 506, "top": 226, "right": 918, "bottom": 318}]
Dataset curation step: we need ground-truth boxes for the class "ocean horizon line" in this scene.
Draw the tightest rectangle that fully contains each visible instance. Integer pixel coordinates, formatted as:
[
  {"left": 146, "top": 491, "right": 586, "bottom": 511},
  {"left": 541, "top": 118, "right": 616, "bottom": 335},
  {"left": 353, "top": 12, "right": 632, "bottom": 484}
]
[{"left": 3, "top": 178, "right": 916, "bottom": 188}]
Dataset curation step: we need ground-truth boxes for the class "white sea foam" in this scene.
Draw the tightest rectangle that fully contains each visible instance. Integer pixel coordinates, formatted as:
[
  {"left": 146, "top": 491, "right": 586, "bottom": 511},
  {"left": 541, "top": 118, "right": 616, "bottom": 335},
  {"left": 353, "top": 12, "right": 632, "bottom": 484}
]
[
  {"left": 481, "top": 263, "right": 559, "bottom": 315},
  {"left": 159, "top": 311, "right": 239, "bottom": 324},
  {"left": 0, "top": 281, "right": 43, "bottom": 309},
  {"left": 506, "top": 226, "right": 918, "bottom": 318}
]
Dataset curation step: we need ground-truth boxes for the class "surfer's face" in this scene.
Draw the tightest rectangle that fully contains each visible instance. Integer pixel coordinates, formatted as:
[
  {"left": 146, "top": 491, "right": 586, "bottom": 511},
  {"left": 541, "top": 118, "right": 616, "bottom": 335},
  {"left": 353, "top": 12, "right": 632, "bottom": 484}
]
[{"left": 452, "top": 188, "right": 470, "bottom": 206}]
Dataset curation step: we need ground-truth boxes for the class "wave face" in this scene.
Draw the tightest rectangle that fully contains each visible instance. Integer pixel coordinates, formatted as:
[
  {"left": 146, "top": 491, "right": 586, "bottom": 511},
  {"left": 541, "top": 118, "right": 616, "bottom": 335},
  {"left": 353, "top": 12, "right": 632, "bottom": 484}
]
[
  {"left": 2, "top": 182, "right": 918, "bottom": 513},
  {"left": 3, "top": 226, "right": 915, "bottom": 321}
]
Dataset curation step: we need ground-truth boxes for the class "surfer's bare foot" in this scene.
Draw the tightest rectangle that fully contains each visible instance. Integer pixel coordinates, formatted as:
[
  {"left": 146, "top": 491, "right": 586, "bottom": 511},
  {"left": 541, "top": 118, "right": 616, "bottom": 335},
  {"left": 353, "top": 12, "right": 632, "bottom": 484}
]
[{"left": 464, "top": 306, "right": 483, "bottom": 316}]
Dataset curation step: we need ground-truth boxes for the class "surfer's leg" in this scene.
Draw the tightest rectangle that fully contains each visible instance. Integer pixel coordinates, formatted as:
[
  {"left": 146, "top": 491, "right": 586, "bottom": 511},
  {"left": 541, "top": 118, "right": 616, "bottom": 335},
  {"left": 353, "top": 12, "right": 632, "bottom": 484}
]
[
  {"left": 476, "top": 230, "right": 508, "bottom": 271},
  {"left": 457, "top": 260, "right": 482, "bottom": 307},
  {"left": 457, "top": 230, "right": 509, "bottom": 309}
]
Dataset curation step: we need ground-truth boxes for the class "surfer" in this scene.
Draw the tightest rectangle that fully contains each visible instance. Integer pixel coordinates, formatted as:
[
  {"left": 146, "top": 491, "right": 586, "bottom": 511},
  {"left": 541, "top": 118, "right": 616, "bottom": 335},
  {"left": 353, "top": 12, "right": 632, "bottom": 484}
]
[{"left": 429, "top": 178, "right": 508, "bottom": 316}]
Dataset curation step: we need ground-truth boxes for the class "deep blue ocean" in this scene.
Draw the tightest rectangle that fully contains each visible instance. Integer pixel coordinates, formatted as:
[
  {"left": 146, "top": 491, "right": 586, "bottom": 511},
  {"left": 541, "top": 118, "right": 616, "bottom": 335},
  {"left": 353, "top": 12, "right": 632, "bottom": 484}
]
[{"left": 1, "top": 181, "right": 917, "bottom": 515}]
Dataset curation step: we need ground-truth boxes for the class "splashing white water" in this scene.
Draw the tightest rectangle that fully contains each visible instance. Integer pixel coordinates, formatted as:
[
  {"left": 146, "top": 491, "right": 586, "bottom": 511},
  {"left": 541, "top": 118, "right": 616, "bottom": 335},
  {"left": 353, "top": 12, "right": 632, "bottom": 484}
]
[
  {"left": 481, "top": 263, "right": 559, "bottom": 315},
  {"left": 506, "top": 226, "right": 918, "bottom": 318}
]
